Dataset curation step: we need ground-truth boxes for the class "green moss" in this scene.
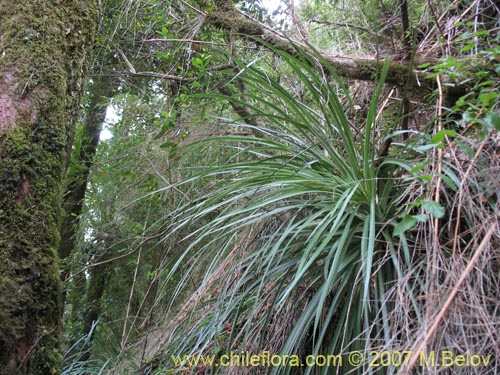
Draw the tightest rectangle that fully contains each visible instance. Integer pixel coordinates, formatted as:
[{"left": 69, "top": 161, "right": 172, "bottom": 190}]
[
  {"left": 0, "top": 0, "right": 98, "bottom": 373},
  {"left": 206, "top": 10, "right": 265, "bottom": 36}
]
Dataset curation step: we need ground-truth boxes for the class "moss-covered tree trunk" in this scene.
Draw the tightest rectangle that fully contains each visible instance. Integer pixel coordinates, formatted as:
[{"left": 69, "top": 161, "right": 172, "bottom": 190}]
[{"left": 0, "top": 1, "right": 98, "bottom": 374}]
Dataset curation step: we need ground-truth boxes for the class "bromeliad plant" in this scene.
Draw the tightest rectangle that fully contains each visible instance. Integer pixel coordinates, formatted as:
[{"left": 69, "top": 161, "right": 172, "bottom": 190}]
[{"left": 155, "top": 44, "right": 421, "bottom": 374}]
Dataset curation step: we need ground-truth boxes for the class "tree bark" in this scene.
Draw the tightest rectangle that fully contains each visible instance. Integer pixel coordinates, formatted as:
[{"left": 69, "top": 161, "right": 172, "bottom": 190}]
[
  {"left": 205, "top": 7, "right": 422, "bottom": 85},
  {"left": 60, "top": 76, "right": 116, "bottom": 279},
  {"left": 204, "top": 5, "right": 470, "bottom": 98},
  {"left": 82, "top": 259, "right": 109, "bottom": 338},
  {"left": 0, "top": 1, "right": 98, "bottom": 373}
]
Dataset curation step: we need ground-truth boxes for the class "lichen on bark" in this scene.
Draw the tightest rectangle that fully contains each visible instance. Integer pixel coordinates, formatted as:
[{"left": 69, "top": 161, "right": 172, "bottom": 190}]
[{"left": 0, "top": 1, "right": 98, "bottom": 373}]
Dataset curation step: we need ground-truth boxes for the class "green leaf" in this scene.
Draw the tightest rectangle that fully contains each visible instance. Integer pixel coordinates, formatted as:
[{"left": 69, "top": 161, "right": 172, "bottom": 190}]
[
  {"left": 160, "top": 140, "right": 176, "bottom": 149},
  {"left": 463, "top": 111, "right": 476, "bottom": 123},
  {"left": 414, "top": 213, "right": 429, "bottom": 222},
  {"left": 479, "top": 92, "right": 497, "bottom": 107},
  {"left": 461, "top": 43, "right": 475, "bottom": 53},
  {"left": 456, "top": 139, "right": 475, "bottom": 159},
  {"left": 421, "top": 200, "right": 445, "bottom": 219},
  {"left": 474, "top": 30, "right": 490, "bottom": 37},
  {"left": 409, "top": 161, "right": 429, "bottom": 175},
  {"left": 437, "top": 173, "right": 458, "bottom": 192},
  {"left": 414, "top": 143, "right": 440, "bottom": 153},
  {"left": 431, "top": 130, "right": 457, "bottom": 144},
  {"left": 417, "top": 174, "right": 432, "bottom": 182},
  {"left": 192, "top": 57, "right": 203, "bottom": 69},
  {"left": 153, "top": 120, "right": 175, "bottom": 140},
  {"left": 483, "top": 111, "right": 500, "bottom": 131},
  {"left": 168, "top": 145, "right": 178, "bottom": 159},
  {"left": 158, "top": 26, "right": 169, "bottom": 37},
  {"left": 393, "top": 215, "right": 418, "bottom": 236}
]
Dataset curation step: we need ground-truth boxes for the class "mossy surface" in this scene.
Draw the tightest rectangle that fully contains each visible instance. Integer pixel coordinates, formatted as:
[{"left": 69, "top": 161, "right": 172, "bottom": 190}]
[{"left": 0, "top": 1, "right": 98, "bottom": 374}]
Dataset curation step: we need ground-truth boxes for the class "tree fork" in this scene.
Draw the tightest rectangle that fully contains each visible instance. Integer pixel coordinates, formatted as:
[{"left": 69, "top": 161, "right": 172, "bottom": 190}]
[{"left": 0, "top": 1, "right": 98, "bottom": 373}]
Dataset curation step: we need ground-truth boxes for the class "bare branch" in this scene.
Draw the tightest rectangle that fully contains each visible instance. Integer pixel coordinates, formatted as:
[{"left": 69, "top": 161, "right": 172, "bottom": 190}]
[
  {"left": 129, "top": 71, "right": 195, "bottom": 82},
  {"left": 310, "top": 19, "right": 377, "bottom": 37},
  {"left": 117, "top": 48, "right": 136, "bottom": 74}
]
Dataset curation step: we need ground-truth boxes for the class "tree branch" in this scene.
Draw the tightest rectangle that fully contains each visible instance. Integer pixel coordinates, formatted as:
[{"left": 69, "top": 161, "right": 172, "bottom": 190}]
[
  {"left": 203, "top": 7, "right": 468, "bottom": 97},
  {"left": 310, "top": 20, "right": 377, "bottom": 36}
]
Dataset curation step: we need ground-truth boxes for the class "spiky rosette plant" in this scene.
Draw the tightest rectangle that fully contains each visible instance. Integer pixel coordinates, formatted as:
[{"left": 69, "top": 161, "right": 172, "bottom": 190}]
[{"left": 153, "top": 44, "right": 422, "bottom": 374}]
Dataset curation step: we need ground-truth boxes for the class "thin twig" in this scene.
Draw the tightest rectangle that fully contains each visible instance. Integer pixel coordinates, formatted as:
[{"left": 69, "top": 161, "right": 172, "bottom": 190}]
[
  {"left": 400, "top": 224, "right": 496, "bottom": 374},
  {"left": 129, "top": 71, "right": 196, "bottom": 82},
  {"left": 121, "top": 245, "right": 142, "bottom": 349},
  {"left": 310, "top": 20, "right": 377, "bottom": 36},
  {"left": 426, "top": 0, "right": 446, "bottom": 42},
  {"left": 433, "top": 75, "right": 444, "bottom": 246},
  {"left": 65, "top": 231, "right": 167, "bottom": 282},
  {"left": 179, "top": 0, "right": 206, "bottom": 15},
  {"left": 451, "top": 135, "right": 489, "bottom": 253},
  {"left": 117, "top": 48, "right": 136, "bottom": 74},
  {"left": 142, "top": 38, "right": 227, "bottom": 47}
]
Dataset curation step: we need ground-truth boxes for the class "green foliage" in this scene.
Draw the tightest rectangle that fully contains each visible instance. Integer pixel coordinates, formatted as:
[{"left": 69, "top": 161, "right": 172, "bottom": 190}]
[
  {"left": 61, "top": 1, "right": 500, "bottom": 374},
  {"left": 419, "top": 30, "right": 499, "bottom": 140},
  {"left": 154, "top": 44, "right": 422, "bottom": 374},
  {"left": 153, "top": 109, "right": 177, "bottom": 140}
]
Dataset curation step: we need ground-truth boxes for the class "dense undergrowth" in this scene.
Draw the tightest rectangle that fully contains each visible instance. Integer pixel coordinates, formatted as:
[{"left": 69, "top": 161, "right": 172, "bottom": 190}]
[
  {"left": 61, "top": 0, "right": 499, "bottom": 374},
  {"left": 140, "top": 46, "right": 499, "bottom": 375}
]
